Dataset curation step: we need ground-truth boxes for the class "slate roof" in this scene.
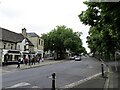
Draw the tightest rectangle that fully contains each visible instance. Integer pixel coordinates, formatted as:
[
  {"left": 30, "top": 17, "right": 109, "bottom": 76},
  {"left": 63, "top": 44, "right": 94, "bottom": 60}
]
[
  {"left": 27, "top": 33, "right": 39, "bottom": 37},
  {"left": 0, "top": 27, "right": 34, "bottom": 46}
]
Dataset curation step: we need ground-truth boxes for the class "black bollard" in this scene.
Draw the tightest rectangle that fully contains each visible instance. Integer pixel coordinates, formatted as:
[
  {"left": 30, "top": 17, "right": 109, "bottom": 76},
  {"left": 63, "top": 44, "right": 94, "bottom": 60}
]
[
  {"left": 51, "top": 73, "right": 56, "bottom": 90},
  {"left": 101, "top": 63, "right": 104, "bottom": 77}
]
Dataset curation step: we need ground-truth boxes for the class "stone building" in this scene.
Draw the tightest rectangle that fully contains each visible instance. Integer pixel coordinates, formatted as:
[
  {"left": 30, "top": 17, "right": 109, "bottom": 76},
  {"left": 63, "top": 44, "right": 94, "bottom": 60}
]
[
  {"left": 0, "top": 27, "right": 34, "bottom": 65},
  {"left": 0, "top": 27, "right": 44, "bottom": 65},
  {"left": 27, "top": 32, "right": 44, "bottom": 59}
]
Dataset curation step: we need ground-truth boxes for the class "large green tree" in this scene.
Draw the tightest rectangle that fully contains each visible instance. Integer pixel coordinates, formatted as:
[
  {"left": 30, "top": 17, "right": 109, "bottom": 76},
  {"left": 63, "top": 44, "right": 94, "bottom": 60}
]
[
  {"left": 79, "top": 2, "right": 120, "bottom": 60},
  {"left": 41, "top": 25, "right": 85, "bottom": 59}
]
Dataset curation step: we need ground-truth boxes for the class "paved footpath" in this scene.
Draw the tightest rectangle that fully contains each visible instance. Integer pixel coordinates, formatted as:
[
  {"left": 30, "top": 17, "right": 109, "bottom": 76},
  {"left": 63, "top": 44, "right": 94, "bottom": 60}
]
[
  {"left": 71, "top": 61, "right": 120, "bottom": 89},
  {"left": 106, "top": 61, "right": 120, "bottom": 89},
  {"left": 2, "top": 59, "right": 65, "bottom": 73},
  {"left": 65, "top": 60, "right": 120, "bottom": 89}
]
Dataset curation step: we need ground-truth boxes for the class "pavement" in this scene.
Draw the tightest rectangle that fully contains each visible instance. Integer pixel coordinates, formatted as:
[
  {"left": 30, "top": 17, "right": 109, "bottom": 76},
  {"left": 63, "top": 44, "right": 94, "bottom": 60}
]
[
  {"left": 1, "top": 58, "right": 120, "bottom": 89},
  {"left": 60, "top": 62, "right": 119, "bottom": 90},
  {"left": 62, "top": 60, "right": 120, "bottom": 89},
  {"left": 106, "top": 61, "right": 120, "bottom": 89},
  {"left": 2, "top": 59, "right": 66, "bottom": 73},
  {"left": 72, "top": 61, "right": 120, "bottom": 89}
]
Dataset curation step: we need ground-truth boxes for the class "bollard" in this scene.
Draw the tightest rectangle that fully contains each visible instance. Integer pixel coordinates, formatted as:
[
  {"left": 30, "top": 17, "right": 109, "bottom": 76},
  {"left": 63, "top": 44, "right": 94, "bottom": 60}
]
[
  {"left": 51, "top": 73, "right": 56, "bottom": 90},
  {"left": 101, "top": 63, "right": 104, "bottom": 77}
]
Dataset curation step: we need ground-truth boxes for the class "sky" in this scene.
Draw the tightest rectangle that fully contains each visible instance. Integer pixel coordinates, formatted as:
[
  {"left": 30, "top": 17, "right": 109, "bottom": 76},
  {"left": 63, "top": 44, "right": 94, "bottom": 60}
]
[{"left": 0, "top": 0, "right": 90, "bottom": 52}]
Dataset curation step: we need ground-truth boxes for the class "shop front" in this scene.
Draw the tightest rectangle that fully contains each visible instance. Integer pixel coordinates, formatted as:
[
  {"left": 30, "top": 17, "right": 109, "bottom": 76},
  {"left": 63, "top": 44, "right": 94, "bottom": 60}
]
[{"left": 2, "top": 49, "right": 21, "bottom": 65}]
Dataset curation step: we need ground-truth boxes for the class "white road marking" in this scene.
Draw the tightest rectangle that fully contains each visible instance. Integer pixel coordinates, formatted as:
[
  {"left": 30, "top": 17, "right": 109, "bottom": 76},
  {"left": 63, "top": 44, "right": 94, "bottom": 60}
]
[
  {"left": 62, "top": 72, "right": 103, "bottom": 88},
  {"left": 32, "top": 86, "right": 39, "bottom": 88},
  {"left": 7, "top": 82, "right": 30, "bottom": 88}
]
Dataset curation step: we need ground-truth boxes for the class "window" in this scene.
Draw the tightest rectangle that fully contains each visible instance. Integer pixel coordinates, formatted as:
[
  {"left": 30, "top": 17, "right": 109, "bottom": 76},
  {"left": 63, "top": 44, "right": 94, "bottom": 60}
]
[
  {"left": 24, "top": 45, "right": 26, "bottom": 51},
  {"left": 18, "top": 45, "right": 20, "bottom": 50},
  {"left": 11, "top": 44, "right": 13, "bottom": 49},
  {"left": 4, "top": 43, "right": 6, "bottom": 49},
  {"left": 41, "top": 40, "right": 44, "bottom": 46},
  {"left": 8, "top": 44, "right": 10, "bottom": 48},
  {"left": 39, "top": 39, "right": 41, "bottom": 45}
]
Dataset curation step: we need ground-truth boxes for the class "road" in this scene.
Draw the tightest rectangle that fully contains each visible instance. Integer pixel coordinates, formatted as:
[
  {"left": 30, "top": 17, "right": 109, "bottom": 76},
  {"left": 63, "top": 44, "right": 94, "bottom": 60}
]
[{"left": 2, "top": 57, "right": 107, "bottom": 89}]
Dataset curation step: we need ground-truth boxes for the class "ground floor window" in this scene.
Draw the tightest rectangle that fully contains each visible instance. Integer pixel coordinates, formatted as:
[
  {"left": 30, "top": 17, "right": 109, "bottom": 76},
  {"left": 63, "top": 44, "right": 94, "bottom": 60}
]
[{"left": 14, "top": 55, "right": 20, "bottom": 61}]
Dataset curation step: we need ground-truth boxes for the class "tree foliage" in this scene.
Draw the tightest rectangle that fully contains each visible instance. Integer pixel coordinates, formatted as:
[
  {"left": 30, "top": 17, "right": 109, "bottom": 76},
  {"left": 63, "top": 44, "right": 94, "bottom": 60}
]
[
  {"left": 41, "top": 25, "right": 86, "bottom": 59},
  {"left": 79, "top": 2, "right": 120, "bottom": 60}
]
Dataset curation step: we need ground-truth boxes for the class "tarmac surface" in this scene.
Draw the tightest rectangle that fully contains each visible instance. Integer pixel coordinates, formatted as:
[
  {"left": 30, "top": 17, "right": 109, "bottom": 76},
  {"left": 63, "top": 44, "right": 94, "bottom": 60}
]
[{"left": 1, "top": 58, "right": 120, "bottom": 90}]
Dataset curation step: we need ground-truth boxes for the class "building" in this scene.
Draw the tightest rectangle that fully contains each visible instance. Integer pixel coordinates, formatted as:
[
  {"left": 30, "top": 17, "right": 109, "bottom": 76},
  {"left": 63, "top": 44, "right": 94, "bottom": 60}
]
[
  {"left": 0, "top": 27, "right": 34, "bottom": 65},
  {"left": 27, "top": 32, "right": 44, "bottom": 59}
]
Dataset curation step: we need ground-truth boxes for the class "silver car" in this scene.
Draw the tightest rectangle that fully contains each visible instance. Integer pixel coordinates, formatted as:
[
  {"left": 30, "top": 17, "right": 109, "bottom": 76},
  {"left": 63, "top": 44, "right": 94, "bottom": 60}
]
[{"left": 75, "top": 56, "right": 81, "bottom": 61}]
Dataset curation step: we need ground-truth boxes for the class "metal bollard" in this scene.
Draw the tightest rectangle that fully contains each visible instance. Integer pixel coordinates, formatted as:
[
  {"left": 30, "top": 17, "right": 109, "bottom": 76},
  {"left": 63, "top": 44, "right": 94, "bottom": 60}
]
[
  {"left": 101, "top": 63, "right": 104, "bottom": 77},
  {"left": 51, "top": 73, "right": 56, "bottom": 90}
]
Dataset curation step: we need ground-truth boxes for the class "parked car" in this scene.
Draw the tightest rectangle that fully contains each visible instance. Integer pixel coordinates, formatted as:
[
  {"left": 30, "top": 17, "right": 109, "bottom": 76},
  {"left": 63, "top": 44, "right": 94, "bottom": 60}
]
[{"left": 75, "top": 56, "right": 81, "bottom": 61}]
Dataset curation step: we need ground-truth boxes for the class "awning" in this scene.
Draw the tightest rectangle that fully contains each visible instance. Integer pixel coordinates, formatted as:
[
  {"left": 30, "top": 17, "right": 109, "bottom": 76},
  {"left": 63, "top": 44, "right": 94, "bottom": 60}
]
[
  {"left": 8, "top": 50, "right": 20, "bottom": 54},
  {"left": 3, "top": 50, "right": 21, "bottom": 55}
]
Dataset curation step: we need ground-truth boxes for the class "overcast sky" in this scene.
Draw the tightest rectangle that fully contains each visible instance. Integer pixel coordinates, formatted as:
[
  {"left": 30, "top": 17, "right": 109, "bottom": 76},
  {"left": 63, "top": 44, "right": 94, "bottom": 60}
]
[{"left": 0, "top": 0, "right": 90, "bottom": 52}]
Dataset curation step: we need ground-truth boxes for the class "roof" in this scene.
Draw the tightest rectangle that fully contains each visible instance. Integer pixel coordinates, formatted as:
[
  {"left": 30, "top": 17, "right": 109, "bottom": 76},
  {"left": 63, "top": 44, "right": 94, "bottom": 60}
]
[
  {"left": 27, "top": 33, "right": 39, "bottom": 37},
  {"left": 0, "top": 27, "right": 34, "bottom": 46},
  {"left": 0, "top": 27, "right": 24, "bottom": 43}
]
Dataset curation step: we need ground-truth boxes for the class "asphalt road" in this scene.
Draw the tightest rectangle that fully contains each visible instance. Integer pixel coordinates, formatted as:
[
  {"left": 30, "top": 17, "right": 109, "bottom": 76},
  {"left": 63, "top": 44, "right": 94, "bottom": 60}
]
[{"left": 2, "top": 57, "right": 107, "bottom": 89}]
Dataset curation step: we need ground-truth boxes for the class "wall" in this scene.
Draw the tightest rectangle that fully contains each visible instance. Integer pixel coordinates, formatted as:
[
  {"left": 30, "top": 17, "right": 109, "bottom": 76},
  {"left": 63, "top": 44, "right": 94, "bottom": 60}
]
[
  {"left": 0, "top": 49, "right": 2, "bottom": 66},
  {"left": 27, "top": 36, "right": 44, "bottom": 57},
  {"left": 28, "top": 37, "right": 38, "bottom": 51},
  {"left": 0, "top": 41, "right": 2, "bottom": 49},
  {"left": 38, "top": 38, "right": 44, "bottom": 50},
  {"left": 29, "top": 46, "right": 34, "bottom": 52}
]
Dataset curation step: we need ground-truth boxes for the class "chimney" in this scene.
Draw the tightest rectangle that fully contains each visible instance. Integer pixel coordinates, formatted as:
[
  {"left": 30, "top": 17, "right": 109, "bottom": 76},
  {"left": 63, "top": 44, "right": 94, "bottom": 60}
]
[{"left": 22, "top": 28, "right": 27, "bottom": 37}]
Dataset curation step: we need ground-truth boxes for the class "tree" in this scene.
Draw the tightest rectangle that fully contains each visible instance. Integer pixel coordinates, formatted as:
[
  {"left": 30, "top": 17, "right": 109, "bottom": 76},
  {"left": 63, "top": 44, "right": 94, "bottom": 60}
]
[
  {"left": 79, "top": 2, "right": 120, "bottom": 60},
  {"left": 41, "top": 25, "right": 84, "bottom": 59}
]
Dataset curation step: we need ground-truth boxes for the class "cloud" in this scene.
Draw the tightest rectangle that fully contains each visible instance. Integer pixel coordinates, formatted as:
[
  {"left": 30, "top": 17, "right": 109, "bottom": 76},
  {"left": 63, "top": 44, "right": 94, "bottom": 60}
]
[{"left": 0, "top": 0, "right": 90, "bottom": 52}]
